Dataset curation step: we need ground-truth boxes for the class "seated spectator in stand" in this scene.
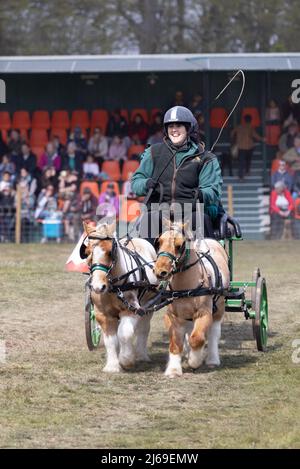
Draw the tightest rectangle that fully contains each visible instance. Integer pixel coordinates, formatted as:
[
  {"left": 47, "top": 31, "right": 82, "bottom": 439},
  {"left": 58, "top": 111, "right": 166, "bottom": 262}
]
[
  {"left": 7, "top": 129, "right": 23, "bottom": 158},
  {"left": 61, "top": 186, "right": 80, "bottom": 242},
  {"left": 265, "top": 99, "right": 281, "bottom": 124},
  {"left": 281, "top": 134, "right": 300, "bottom": 172},
  {"left": 122, "top": 172, "right": 137, "bottom": 199},
  {"left": 271, "top": 160, "right": 294, "bottom": 192},
  {"left": 195, "top": 111, "right": 206, "bottom": 143},
  {"left": 39, "top": 142, "right": 61, "bottom": 172},
  {"left": 129, "top": 113, "right": 149, "bottom": 144},
  {"left": 88, "top": 127, "right": 108, "bottom": 165},
  {"left": 0, "top": 170, "right": 14, "bottom": 193},
  {"left": 18, "top": 167, "right": 37, "bottom": 198},
  {"left": 106, "top": 109, "right": 129, "bottom": 140},
  {"left": 0, "top": 131, "right": 8, "bottom": 157},
  {"left": 231, "top": 114, "right": 265, "bottom": 180},
  {"left": 278, "top": 122, "right": 299, "bottom": 154},
  {"left": 58, "top": 169, "right": 79, "bottom": 199},
  {"left": 14, "top": 143, "right": 37, "bottom": 177},
  {"left": 270, "top": 181, "right": 294, "bottom": 239},
  {"left": 281, "top": 95, "right": 300, "bottom": 129},
  {"left": 98, "top": 182, "right": 119, "bottom": 218},
  {"left": 34, "top": 184, "right": 58, "bottom": 220},
  {"left": 190, "top": 93, "right": 204, "bottom": 115},
  {"left": 52, "top": 135, "right": 65, "bottom": 156},
  {"left": 0, "top": 154, "right": 16, "bottom": 180},
  {"left": 19, "top": 176, "right": 36, "bottom": 240},
  {"left": 41, "top": 166, "right": 58, "bottom": 191},
  {"left": 0, "top": 186, "right": 15, "bottom": 242},
  {"left": 78, "top": 187, "right": 98, "bottom": 222},
  {"left": 68, "top": 126, "right": 87, "bottom": 158},
  {"left": 83, "top": 154, "right": 100, "bottom": 180},
  {"left": 62, "top": 142, "right": 83, "bottom": 176},
  {"left": 108, "top": 135, "right": 127, "bottom": 163},
  {"left": 169, "top": 90, "right": 187, "bottom": 108},
  {"left": 149, "top": 112, "right": 163, "bottom": 136}
]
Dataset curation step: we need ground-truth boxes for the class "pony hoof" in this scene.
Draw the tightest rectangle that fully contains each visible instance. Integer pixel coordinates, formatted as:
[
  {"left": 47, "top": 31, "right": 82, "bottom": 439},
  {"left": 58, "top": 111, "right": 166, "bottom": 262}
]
[
  {"left": 103, "top": 363, "right": 121, "bottom": 373},
  {"left": 165, "top": 368, "right": 183, "bottom": 378},
  {"left": 136, "top": 354, "right": 151, "bottom": 363},
  {"left": 205, "top": 360, "right": 220, "bottom": 368},
  {"left": 119, "top": 359, "right": 135, "bottom": 370}
]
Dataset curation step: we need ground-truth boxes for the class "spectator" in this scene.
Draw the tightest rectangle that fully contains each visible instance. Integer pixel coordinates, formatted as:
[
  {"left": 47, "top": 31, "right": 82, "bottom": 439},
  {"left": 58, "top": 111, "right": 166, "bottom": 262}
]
[
  {"left": 195, "top": 111, "right": 206, "bottom": 143},
  {"left": 147, "top": 130, "right": 164, "bottom": 146},
  {"left": 270, "top": 181, "right": 294, "bottom": 239},
  {"left": 88, "top": 127, "right": 108, "bottom": 164},
  {"left": 19, "top": 179, "right": 36, "bottom": 241},
  {"left": 78, "top": 187, "right": 98, "bottom": 222},
  {"left": 281, "top": 134, "right": 300, "bottom": 172},
  {"left": 169, "top": 90, "right": 187, "bottom": 108},
  {"left": 7, "top": 129, "right": 22, "bottom": 158},
  {"left": 0, "top": 154, "right": 16, "bottom": 180},
  {"left": 41, "top": 166, "right": 58, "bottom": 191},
  {"left": 278, "top": 122, "right": 299, "bottom": 154},
  {"left": 108, "top": 135, "right": 127, "bottom": 163},
  {"left": 106, "top": 109, "right": 128, "bottom": 139},
  {"left": 190, "top": 94, "right": 204, "bottom": 116},
  {"left": 231, "top": 114, "right": 265, "bottom": 180},
  {"left": 0, "top": 131, "right": 8, "bottom": 157},
  {"left": 98, "top": 182, "right": 119, "bottom": 218},
  {"left": 34, "top": 184, "right": 58, "bottom": 220},
  {"left": 149, "top": 112, "right": 163, "bottom": 136},
  {"left": 129, "top": 114, "right": 149, "bottom": 144},
  {"left": 52, "top": 135, "right": 65, "bottom": 156},
  {"left": 0, "top": 170, "right": 14, "bottom": 193},
  {"left": 18, "top": 167, "right": 37, "bottom": 197},
  {"left": 0, "top": 186, "right": 15, "bottom": 242},
  {"left": 61, "top": 187, "right": 80, "bottom": 242},
  {"left": 271, "top": 160, "right": 294, "bottom": 192},
  {"left": 58, "top": 169, "right": 78, "bottom": 199},
  {"left": 68, "top": 126, "right": 87, "bottom": 157},
  {"left": 62, "top": 142, "right": 83, "bottom": 176},
  {"left": 39, "top": 142, "right": 61, "bottom": 172},
  {"left": 292, "top": 170, "right": 300, "bottom": 199},
  {"left": 281, "top": 95, "right": 300, "bottom": 129},
  {"left": 83, "top": 154, "right": 100, "bottom": 180},
  {"left": 265, "top": 99, "right": 281, "bottom": 124},
  {"left": 14, "top": 143, "right": 37, "bottom": 176}
]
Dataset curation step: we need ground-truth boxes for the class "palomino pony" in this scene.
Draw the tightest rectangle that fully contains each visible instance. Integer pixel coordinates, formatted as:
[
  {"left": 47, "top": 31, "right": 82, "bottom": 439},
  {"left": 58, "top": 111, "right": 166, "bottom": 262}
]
[
  {"left": 83, "top": 221, "right": 158, "bottom": 372},
  {"left": 154, "top": 222, "right": 230, "bottom": 378}
]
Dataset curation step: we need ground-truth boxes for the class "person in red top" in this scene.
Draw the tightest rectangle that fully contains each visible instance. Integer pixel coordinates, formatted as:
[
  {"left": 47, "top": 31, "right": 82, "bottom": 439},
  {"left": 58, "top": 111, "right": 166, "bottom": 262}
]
[
  {"left": 270, "top": 180, "right": 294, "bottom": 239},
  {"left": 128, "top": 114, "right": 149, "bottom": 144}
]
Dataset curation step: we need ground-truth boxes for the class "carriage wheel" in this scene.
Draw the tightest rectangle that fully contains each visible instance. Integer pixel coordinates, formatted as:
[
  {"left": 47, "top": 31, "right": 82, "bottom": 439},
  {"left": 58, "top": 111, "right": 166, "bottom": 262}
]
[
  {"left": 85, "top": 286, "right": 101, "bottom": 351},
  {"left": 253, "top": 277, "right": 268, "bottom": 352},
  {"left": 251, "top": 268, "right": 261, "bottom": 338}
]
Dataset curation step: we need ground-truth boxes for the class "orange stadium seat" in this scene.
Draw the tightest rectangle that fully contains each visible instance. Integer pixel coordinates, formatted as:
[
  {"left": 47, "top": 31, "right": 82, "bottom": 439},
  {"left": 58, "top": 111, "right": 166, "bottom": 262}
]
[
  {"left": 71, "top": 110, "right": 90, "bottom": 130},
  {"left": 119, "top": 199, "right": 141, "bottom": 222},
  {"left": 80, "top": 181, "right": 100, "bottom": 199},
  {"left": 266, "top": 124, "right": 281, "bottom": 146},
  {"left": 51, "top": 110, "right": 70, "bottom": 130},
  {"left": 127, "top": 144, "right": 145, "bottom": 159},
  {"left": 32, "top": 110, "right": 50, "bottom": 130},
  {"left": 294, "top": 198, "right": 300, "bottom": 220},
  {"left": 0, "top": 129, "right": 8, "bottom": 143},
  {"left": 130, "top": 108, "right": 149, "bottom": 123},
  {"left": 100, "top": 181, "right": 120, "bottom": 196},
  {"left": 51, "top": 128, "right": 68, "bottom": 146},
  {"left": 210, "top": 107, "right": 228, "bottom": 128},
  {"left": 12, "top": 110, "right": 31, "bottom": 131},
  {"left": 0, "top": 111, "right": 11, "bottom": 131},
  {"left": 101, "top": 161, "right": 121, "bottom": 181},
  {"left": 91, "top": 109, "right": 109, "bottom": 134},
  {"left": 30, "top": 129, "right": 48, "bottom": 147},
  {"left": 241, "top": 107, "right": 261, "bottom": 127},
  {"left": 121, "top": 160, "right": 139, "bottom": 181}
]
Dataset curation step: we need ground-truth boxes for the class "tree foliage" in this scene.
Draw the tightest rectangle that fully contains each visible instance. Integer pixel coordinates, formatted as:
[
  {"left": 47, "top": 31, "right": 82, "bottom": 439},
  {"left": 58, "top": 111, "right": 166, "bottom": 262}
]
[{"left": 0, "top": 0, "right": 299, "bottom": 55}]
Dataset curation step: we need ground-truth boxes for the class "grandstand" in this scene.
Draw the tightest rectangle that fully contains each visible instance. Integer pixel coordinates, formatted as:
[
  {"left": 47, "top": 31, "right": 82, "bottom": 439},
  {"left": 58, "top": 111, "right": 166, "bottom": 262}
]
[{"left": 1, "top": 53, "right": 300, "bottom": 242}]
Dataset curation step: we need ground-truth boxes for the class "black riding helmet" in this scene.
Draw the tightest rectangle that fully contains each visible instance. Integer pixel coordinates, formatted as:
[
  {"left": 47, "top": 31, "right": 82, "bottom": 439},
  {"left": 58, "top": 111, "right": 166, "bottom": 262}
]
[{"left": 163, "top": 106, "right": 198, "bottom": 141}]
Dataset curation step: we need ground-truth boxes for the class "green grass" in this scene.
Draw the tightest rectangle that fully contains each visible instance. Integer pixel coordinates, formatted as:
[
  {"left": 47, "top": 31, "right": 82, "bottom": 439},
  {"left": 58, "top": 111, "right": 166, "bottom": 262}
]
[{"left": 0, "top": 241, "right": 300, "bottom": 448}]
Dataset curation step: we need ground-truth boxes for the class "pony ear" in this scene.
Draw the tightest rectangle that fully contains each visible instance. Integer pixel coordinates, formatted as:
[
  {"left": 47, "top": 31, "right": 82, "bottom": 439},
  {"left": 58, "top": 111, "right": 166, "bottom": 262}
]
[
  {"left": 83, "top": 221, "right": 94, "bottom": 236},
  {"left": 107, "top": 221, "right": 116, "bottom": 237}
]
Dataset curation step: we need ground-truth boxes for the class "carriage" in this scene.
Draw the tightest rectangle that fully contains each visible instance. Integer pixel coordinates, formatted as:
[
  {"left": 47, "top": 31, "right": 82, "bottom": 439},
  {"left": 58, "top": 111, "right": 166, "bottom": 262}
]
[{"left": 84, "top": 214, "right": 269, "bottom": 354}]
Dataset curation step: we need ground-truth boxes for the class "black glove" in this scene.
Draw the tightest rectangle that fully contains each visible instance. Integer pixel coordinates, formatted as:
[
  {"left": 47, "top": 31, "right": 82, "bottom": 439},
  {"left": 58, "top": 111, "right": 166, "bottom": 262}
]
[{"left": 146, "top": 178, "right": 158, "bottom": 190}]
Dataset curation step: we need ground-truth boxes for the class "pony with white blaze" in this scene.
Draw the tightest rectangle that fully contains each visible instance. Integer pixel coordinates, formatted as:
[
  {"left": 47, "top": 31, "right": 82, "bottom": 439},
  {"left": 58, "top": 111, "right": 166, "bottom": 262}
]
[
  {"left": 154, "top": 222, "right": 230, "bottom": 378},
  {"left": 83, "top": 221, "right": 158, "bottom": 372}
]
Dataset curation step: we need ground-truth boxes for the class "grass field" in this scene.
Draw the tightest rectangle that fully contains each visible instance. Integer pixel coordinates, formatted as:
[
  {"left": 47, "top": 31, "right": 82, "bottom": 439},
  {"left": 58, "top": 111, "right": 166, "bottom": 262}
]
[{"left": 0, "top": 241, "right": 300, "bottom": 449}]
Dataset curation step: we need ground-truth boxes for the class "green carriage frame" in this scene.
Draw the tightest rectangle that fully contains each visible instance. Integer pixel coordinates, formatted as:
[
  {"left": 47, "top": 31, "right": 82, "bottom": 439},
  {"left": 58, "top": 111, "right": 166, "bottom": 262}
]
[{"left": 85, "top": 235, "right": 269, "bottom": 352}]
